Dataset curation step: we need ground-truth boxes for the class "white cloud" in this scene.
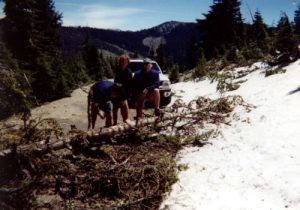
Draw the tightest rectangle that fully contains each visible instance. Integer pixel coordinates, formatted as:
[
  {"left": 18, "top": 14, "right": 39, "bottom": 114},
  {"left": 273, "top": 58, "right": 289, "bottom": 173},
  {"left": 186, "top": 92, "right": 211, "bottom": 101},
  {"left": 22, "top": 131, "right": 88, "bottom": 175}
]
[{"left": 62, "top": 4, "right": 149, "bottom": 30}]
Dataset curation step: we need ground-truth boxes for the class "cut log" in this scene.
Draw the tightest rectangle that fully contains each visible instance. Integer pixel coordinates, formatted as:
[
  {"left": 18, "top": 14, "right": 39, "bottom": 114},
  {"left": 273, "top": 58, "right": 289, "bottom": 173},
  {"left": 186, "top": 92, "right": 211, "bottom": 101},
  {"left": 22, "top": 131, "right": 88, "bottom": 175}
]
[{"left": 0, "top": 109, "right": 226, "bottom": 157}]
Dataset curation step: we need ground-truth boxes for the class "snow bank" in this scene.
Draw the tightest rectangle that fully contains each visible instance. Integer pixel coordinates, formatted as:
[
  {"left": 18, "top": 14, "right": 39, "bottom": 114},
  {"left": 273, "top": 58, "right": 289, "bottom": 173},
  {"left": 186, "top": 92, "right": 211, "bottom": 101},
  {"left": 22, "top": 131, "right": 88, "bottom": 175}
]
[
  {"left": 171, "top": 79, "right": 219, "bottom": 104},
  {"left": 161, "top": 60, "right": 300, "bottom": 210}
]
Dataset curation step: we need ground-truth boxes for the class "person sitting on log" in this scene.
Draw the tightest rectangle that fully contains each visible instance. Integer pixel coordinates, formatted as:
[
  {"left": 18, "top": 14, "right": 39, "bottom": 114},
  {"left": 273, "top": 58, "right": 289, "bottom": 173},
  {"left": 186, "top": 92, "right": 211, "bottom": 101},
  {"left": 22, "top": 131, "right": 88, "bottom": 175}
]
[
  {"left": 87, "top": 80, "right": 131, "bottom": 129},
  {"left": 132, "top": 58, "right": 161, "bottom": 120}
]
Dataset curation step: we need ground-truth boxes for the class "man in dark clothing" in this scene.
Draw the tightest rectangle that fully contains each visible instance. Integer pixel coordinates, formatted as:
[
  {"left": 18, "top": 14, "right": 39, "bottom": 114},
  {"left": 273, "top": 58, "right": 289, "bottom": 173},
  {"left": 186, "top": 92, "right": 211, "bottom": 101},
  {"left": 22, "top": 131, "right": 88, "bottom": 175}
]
[
  {"left": 87, "top": 80, "right": 130, "bottom": 129},
  {"left": 133, "top": 58, "right": 161, "bottom": 119}
]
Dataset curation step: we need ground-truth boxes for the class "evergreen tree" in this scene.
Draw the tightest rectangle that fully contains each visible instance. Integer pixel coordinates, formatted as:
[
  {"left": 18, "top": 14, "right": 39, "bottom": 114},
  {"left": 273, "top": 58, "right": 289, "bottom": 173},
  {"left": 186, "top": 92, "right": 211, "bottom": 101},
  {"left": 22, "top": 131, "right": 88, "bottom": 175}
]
[
  {"left": 156, "top": 43, "right": 167, "bottom": 70},
  {"left": 197, "top": 0, "right": 244, "bottom": 59},
  {"left": 31, "top": 0, "right": 62, "bottom": 57},
  {"left": 223, "top": 0, "right": 244, "bottom": 41},
  {"left": 51, "top": 54, "right": 71, "bottom": 99},
  {"left": 3, "top": 0, "right": 62, "bottom": 62},
  {"left": 3, "top": 0, "right": 68, "bottom": 102},
  {"left": 294, "top": 5, "right": 300, "bottom": 35},
  {"left": 164, "top": 56, "right": 176, "bottom": 73},
  {"left": 3, "top": 0, "right": 36, "bottom": 62},
  {"left": 252, "top": 9, "right": 269, "bottom": 53},
  {"left": 82, "top": 37, "right": 102, "bottom": 81},
  {"left": 185, "top": 34, "right": 199, "bottom": 70},
  {"left": 99, "top": 52, "right": 113, "bottom": 79},
  {"left": 149, "top": 46, "right": 155, "bottom": 59},
  {"left": 65, "top": 55, "right": 90, "bottom": 86},
  {"left": 81, "top": 33, "right": 114, "bottom": 80},
  {"left": 31, "top": 55, "right": 55, "bottom": 100},
  {"left": 131, "top": 51, "right": 141, "bottom": 59},
  {"left": 0, "top": 41, "right": 30, "bottom": 119},
  {"left": 193, "top": 49, "right": 208, "bottom": 79},
  {"left": 107, "top": 56, "right": 118, "bottom": 74},
  {"left": 276, "top": 13, "right": 297, "bottom": 54},
  {"left": 168, "top": 64, "right": 180, "bottom": 83},
  {"left": 103, "top": 64, "right": 113, "bottom": 79},
  {"left": 226, "top": 46, "right": 245, "bottom": 63}
]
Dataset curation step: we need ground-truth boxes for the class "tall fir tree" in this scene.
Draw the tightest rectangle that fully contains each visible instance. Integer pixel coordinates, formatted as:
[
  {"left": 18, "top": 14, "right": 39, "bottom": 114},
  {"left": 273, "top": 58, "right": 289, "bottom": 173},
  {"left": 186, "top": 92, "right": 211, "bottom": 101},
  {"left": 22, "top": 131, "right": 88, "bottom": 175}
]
[
  {"left": 168, "top": 64, "right": 180, "bottom": 83},
  {"left": 197, "top": 0, "right": 244, "bottom": 59},
  {"left": 252, "top": 9, "right": 269, "bottom": 53},
  {"left": 3, "top": 0, "right": 62, "bottom": 62},
  {"left": 82, "top": 35, "right": 102, "bottom": 81},
  {"left": 3, "top": 0, "right": 70, "bottom": 101},
  {"left": 276, "top": 13, "right": 297, "bottom": 54},
  {"left": 3, "top": 0, "right": 36, "bottom": 62},
  {"left": 0, "top": 41, "right": 30, "bottom": 119},
  {"left": 294, "top": 6, "right": 300, "bottom": 36},
  {"left": 31, "top": 0, "right": 62, "bottom": 57},
  {"left": 156, "top": 43, "right": 167, "bottom": 70},
  {"left": 65, "top": 54, "right": 90, "bottom": 86},
  {"left": 193, "top": 48, "right": 208, "bottom": 79},
  {"left": 99, "top": 52, "right": 113, "bottom": 79},
  {"left": 149, "top": 46, "right": 155, "bottom": 59},
  {"left": 185, "top": 34, "right": 199, "bottom": 70}
]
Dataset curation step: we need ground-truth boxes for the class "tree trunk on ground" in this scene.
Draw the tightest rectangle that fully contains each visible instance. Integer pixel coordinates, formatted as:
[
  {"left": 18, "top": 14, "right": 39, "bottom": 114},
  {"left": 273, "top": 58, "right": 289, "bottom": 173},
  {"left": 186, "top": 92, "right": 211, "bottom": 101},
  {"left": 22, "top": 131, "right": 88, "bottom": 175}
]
[{"left": 0, "top": 109, "right": 225, "bottom": 157}]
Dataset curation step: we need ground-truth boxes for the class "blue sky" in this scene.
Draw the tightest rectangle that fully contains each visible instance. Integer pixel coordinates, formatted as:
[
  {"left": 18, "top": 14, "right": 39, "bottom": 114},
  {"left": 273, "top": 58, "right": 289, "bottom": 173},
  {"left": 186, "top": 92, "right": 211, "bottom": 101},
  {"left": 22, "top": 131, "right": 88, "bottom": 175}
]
[{"left": 0, "top": 0, "right": 299, "bottom": 31}]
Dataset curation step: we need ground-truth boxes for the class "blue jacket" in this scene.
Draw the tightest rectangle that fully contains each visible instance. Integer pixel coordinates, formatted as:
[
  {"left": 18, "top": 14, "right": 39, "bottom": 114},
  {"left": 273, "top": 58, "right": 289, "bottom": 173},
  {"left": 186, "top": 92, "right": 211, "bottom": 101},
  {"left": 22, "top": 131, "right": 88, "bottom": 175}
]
[
  {"left": 91, "top": 80, "right": 113, "bottom": 103},
  {"left": 133, "top": 69, "right": 160, "bottom": 94}
]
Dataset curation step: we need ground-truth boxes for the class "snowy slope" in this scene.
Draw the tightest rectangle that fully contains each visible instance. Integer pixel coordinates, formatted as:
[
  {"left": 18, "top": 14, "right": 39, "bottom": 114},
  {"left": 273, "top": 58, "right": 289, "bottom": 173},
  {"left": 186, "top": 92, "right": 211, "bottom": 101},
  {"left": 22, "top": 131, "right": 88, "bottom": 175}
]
[{"left": 161, "top": 60, "right": 300, "bottom": 210}]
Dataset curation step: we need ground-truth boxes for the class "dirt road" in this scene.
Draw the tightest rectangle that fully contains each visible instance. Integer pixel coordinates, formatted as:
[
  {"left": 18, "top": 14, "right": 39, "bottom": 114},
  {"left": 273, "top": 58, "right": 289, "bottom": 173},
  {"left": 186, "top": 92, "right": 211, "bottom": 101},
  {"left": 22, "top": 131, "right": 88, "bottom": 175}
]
[{"left": 30, "top": 86, "right": 139, "bottom": 132}]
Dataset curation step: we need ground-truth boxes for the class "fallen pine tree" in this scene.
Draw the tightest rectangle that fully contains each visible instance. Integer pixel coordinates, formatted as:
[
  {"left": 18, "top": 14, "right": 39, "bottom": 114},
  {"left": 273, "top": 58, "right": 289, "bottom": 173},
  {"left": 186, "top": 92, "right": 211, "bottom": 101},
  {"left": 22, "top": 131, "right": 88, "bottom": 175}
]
[
  {"left": 0, "top": 95, "right": 254, "bottom": 209},
  {"left": 0, "top": 95, "right": 251, "bottom": 157},
  {"left": 0, "top": 109, "right": 227, "bottom": 157}
]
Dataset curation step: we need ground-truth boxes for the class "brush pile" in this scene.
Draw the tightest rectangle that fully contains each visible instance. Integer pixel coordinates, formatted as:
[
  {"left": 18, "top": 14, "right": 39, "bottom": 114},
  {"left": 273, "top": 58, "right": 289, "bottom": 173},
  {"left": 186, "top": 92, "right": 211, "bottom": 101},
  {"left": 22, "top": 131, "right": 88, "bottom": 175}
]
[{"left": 0, "top": 95, "right": 253, "bottom": 209}]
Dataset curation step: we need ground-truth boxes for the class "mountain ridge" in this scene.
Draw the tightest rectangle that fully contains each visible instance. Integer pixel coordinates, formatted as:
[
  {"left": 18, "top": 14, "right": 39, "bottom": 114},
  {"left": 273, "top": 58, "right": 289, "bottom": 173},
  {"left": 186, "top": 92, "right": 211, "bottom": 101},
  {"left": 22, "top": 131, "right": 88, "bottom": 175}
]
[
  {"left": 0, "top": 19, "right": 199, "bottom": 64},
  {"left": 60, "top": 21, "right": 200, "bottom": 64}
]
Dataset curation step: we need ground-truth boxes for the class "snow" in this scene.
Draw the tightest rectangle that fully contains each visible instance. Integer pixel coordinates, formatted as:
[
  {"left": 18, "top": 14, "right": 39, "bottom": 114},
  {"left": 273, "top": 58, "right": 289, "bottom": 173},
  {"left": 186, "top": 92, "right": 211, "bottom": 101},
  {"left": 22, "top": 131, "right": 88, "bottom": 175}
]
[
  {"left": 161, "top": 60, "right": 300, "bottom": 210},
  {"left": 171, "top": 79, "right": 219, "bottom": 103}
]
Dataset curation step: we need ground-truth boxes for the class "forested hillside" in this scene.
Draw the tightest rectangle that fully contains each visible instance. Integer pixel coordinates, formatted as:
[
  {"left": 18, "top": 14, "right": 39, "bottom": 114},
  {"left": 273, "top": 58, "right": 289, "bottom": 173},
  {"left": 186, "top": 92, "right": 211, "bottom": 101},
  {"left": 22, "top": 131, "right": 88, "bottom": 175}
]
[{"left": 60, "top": 21, "right": 199, "bottom": 65}]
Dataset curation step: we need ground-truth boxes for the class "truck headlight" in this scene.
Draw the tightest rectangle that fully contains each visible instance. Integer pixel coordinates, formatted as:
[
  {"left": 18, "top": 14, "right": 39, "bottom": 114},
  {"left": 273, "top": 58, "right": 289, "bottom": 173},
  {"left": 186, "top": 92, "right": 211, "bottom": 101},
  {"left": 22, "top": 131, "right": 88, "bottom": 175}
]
[
  {"left": 164, "top": 91, "right": 171, "bottom": 97},
  {"left": 161, "top": 80, "right": 170, "bottom": 87}
]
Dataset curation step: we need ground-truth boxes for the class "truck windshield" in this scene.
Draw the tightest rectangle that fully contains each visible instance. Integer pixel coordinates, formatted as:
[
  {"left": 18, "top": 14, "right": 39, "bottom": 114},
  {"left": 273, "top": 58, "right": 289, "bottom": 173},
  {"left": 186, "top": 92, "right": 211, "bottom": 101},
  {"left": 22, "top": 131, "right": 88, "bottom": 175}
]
[{"left": 129, "top": 62, "right": 161, "bottom": 73}]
